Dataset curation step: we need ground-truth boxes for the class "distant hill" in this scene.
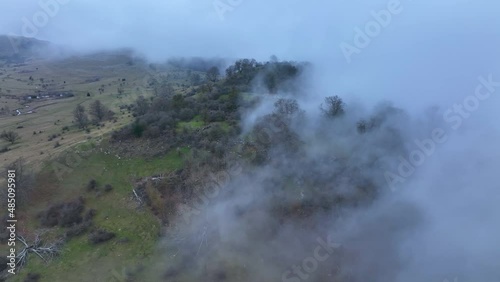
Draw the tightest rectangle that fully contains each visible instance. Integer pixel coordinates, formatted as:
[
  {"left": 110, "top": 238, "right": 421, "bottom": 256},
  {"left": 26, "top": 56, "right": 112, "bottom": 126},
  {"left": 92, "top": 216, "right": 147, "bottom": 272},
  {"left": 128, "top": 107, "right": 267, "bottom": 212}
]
[{"left": 0, "top": 35, "right": 55, "bottom": 63}]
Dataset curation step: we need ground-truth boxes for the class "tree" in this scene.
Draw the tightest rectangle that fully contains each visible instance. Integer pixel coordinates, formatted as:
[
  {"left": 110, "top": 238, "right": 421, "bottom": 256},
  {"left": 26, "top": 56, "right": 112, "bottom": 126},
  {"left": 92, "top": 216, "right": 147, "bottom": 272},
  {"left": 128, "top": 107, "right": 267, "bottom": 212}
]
[
  {"left": 264, "top": 73, "right": 277, "bottom": 93},
  {"left": 206, "top": 66, "right": 220, "bottom": 82},
  {"left": 73, "top": 104, "right": 89, "bottom": 129},
  {"left": 190, "top": 73, "right": 201, "bottom": 85},
  {"left": 16, "top": 232, "right": 62, "bottom": 270},
  {"left": 171, "top": 94, "right": 186, "bottom": 111},
  {"left": 134, "top": 96, "right": 150, "bottom": 116},
  {"left": 321, "top": 95, "right": 345, "bottom": 118},
  {"left": 1, "top": 130, "right": 20, "bottom": 144},
  {"left": 274, "top": 98, "right": 299, "bottom": 116},
  {"left": 152, "top": 76, "right": 175, "bottom": 97},
  {"left": 89, "top": 100, "right": 112, "bottom": 123}
]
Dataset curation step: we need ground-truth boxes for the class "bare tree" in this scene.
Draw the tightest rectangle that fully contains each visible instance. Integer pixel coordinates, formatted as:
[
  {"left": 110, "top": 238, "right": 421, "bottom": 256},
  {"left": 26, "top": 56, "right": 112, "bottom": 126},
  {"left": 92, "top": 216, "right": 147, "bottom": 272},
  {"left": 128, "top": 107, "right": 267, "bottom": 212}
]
[
  {"left": 206, "top": 66, "right": 220, "bottom": 82},
  {"left": 73, "top": 104, "right": 89, "bottom": 129},
  {"left": 134, "top": 96, "right": 150, "bottom": 116},
  {"left": 0, "top": 130, "right": 20, "bottom": 144},
  {"left": 152, "top": 76, "right": 175, "bottom": 97},
  {"left": 274, "top": 98, "right": 299, "bottom": 116},
  {"left": 190, "top": 73, "right": 201, "bottom": 85},
  {"left": 16, "top": 231, "right": 62, "bottom": 270},
  {"left": 321, "top": 95, "right": 345, "bottom": 118},
  {"left": 89, "top": 100, "right": 113, "bottom": 123}
]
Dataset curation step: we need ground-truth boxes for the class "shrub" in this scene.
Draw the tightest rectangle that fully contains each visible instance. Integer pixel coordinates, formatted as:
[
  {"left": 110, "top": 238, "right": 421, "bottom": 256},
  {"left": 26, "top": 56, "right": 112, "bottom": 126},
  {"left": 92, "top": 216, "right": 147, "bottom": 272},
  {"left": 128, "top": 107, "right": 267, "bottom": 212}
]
[
  {"left": 87, "top": 179, "right": 97, "bottom": 191},
  {"left": 57, "top": 200, "right": 85, "bottom": 227},
  {"left": 24, "top": 273, "right": 41, "bottom": 282},
  {"left": 104, "top": 184, "right": 113, "bottom": 192},
  {"left": 38, "top": 198, "right": 85, "bottom": 227},
  {"left": 144, "top": 126, "right": 161, "bottom": 138},
  {"left": 84, "top": 209, "right": 96, "bottom": 222},
  {"left": 131, "top": 121, "right": 146, "bottom": 137},
  {"left": 89, "top": 229, "right": 115, "bottom": 244},
  {"left": 65, "top": 221, "right": 91, "bottom": 239},
  {"left": 1, "top": 130, "right": 20, "bottom": 144}
]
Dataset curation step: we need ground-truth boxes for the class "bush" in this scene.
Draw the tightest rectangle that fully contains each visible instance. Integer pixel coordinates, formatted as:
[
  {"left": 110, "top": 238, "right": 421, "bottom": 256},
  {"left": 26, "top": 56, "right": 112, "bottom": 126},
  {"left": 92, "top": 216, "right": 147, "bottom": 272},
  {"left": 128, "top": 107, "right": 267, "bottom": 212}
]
[
  {"left": 84, "top": 209, "right": 97, "bottom": 222},
  {"left": 1, "top": 130, "right": 20, "bottom": 144},
  {"left": 38, "top": 198, "right": 85, "bottom": 227},
  {"left": 87, "top": 179, "right": 97, "bottom": 191},
  {"left": 131, "top": 121, "right": 146, "bottom": 137},
  {"left": 104, "top": 184, "right": 113, "bottom": 192},
  {"left": 23, "top": 273, "right": 41, "bottom": 282},
  {"left": 89, "top": 229, "right": 115, "bottom": 244},
  {"left": 179, "top": 108, "right": 195, "bottom": 121},
  {"left": 144, "top": 126, "right": 161, "bottom": 139},
  {"left": 57, "top": 200, "right": 85, "bottom": 227},
  {"left": 65, "top": 221, "right": 91, "bottom": 239}
]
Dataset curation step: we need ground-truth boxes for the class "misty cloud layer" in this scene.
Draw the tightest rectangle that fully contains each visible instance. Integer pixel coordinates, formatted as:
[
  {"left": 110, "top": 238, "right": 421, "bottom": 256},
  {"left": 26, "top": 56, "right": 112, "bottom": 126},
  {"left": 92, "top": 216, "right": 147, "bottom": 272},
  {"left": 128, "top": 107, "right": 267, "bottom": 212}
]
[
  {"left": 157, "top": 75, "right": 500, "bottom": 281},
  {"left": 2, "top": 0, "right": 500, "bottom": 111}
]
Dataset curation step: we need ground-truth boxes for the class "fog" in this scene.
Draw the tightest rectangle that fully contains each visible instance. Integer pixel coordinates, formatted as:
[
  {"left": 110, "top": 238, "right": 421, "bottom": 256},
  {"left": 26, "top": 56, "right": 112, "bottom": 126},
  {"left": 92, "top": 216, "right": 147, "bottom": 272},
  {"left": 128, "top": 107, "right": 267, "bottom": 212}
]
[
  {"left": 2, "top": 0, "right": 500, "bottom": 281},
  {"left": 2, "top": 0, "right": 500, "bottom": 111}
]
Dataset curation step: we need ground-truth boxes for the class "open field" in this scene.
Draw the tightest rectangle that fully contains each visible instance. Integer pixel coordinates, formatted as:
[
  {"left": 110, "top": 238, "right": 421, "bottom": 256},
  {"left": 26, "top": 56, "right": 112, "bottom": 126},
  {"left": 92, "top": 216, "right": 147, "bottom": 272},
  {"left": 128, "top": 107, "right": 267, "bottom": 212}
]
[{"left": 0, "top": 52, "right": 197, "bottom": 168}]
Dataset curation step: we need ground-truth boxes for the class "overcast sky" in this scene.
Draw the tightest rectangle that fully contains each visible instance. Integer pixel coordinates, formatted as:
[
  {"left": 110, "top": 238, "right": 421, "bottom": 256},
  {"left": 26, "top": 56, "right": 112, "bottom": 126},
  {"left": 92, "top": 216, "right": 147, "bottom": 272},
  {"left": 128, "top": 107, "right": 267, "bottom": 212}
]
[{"left": 1, "top": 0, "right": 499, "bottom": 112}]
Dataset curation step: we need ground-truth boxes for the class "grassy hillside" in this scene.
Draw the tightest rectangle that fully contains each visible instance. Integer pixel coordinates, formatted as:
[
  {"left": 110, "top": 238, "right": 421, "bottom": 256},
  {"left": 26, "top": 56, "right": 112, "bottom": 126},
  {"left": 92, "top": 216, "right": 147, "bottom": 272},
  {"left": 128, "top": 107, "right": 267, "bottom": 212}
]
[
  {"left": 0, "top": 43, "right": 209, "bottom": 281},
  {"left": 0, "top": 46, "right": 312, "bottom": 281}
]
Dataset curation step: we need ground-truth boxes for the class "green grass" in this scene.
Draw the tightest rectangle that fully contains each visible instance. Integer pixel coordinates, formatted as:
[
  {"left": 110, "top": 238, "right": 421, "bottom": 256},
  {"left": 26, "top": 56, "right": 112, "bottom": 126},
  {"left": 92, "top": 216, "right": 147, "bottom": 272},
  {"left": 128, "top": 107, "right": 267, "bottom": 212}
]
[
  {"left": 218, "top": 121, "right": 232, "bottom": 132},
  {"left": 177, "top": 116, "right": 205, "bottom": 132},
  {"left": 10, "top": 146, "right": 188, "bottom": 282}
]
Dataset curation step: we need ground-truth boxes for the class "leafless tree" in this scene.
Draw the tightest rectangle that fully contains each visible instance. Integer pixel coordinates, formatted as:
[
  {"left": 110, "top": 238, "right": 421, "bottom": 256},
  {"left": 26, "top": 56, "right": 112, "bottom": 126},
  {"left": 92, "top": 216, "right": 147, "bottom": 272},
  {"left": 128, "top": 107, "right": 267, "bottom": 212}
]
[
  {"left": 73, "top": 104, "right": 89, "bottom": 129},
  {"left": 89, "top": 100, "right": 113, "bottom": 123},
  {"left": 274, "top": 98, "right": 299, "bottom": 116},
  {"left": 16, "top": 231, "right": 62, "bottom": 270},
  {"left": 206, "top": 66, "right": 220, "bottom": 82},
  {"left": 152, "top": 76, "right": 175, "bottom": 97},
  {"left": 321, "top": 95, "right": 345, "bottom": 118},
  {"left": 1, "top": 130, "right": 20, "bottom": 144},
  {"left": 134, "top": 96, "right": 150, "bottom": 116}
]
